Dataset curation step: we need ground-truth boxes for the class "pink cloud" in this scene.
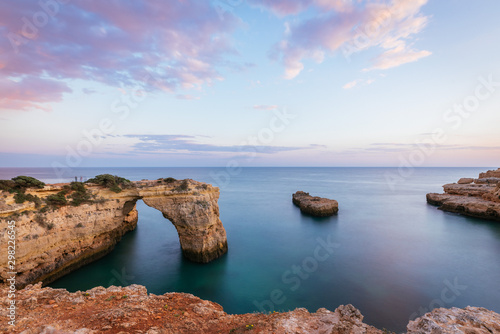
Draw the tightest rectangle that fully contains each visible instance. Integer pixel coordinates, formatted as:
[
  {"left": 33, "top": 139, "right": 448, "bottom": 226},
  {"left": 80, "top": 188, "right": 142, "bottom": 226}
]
[
  {"left": 370, "top": 44, "right": 432, "bottom": 70},
  {"left": 0, "top": 0, "right": 239, "bottom": 111},
  {"left": 0, "top": 76, "right": 72, "bottom": 111},
  {"left": 265, "top": 0, "right": 431, "bottom": 78},
  {"left": 249, "top": 0, "right": 351, "bottom": 15}
]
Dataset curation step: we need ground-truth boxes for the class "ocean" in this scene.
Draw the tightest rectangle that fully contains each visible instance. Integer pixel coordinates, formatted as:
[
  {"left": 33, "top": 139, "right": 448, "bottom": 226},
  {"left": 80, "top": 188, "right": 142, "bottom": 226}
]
[{"left": 2, "top": 167, "right": 499, "bottom": 332}]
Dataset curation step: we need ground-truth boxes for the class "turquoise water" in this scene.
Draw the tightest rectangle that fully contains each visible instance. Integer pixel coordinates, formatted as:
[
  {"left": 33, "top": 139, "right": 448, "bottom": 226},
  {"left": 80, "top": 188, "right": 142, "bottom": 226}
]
[{"left": 2, "top": 167, "right": 499, "bottom": 332}]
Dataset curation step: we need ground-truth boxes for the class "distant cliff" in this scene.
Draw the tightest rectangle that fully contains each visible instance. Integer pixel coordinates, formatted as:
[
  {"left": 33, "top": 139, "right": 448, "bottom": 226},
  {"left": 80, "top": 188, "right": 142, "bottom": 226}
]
[
  {"left": 427, "top": 168, "right": 500, "bottom": 221},
  {"left": 0, "top": 177, "right": 228, "bottom": 288}
]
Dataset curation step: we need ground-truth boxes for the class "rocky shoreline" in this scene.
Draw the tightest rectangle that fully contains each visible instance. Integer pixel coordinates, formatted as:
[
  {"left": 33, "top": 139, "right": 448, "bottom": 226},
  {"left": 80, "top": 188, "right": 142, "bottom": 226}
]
[
  {"left": 2, "top": 283, "right": 499, "bottom": 334},
  {"left": 426, "top": 168, "right": 500, "bottom": 221}
]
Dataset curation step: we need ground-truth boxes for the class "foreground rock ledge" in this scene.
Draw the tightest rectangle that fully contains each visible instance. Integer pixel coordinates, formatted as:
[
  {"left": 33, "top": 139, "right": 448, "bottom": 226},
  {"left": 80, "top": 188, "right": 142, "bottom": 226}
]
[
  {"left": 1, "top": 283, "right": 499, "bottom": 334},
  {"left": 426, "top": 168, "right": 500, "bottom": 221},
  {"left": 292, "top": 191, "right": 339, "bottom": 217},
  {"left": 0, "top": 179, "right": 228, "bottom": 288}
]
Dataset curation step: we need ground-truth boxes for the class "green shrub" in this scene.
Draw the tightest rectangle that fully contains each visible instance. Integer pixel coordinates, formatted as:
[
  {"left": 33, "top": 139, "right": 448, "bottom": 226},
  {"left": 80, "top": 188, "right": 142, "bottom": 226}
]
[
  {"left": 86, "top": 174, "right": 133, "bottom": 192},
  {"left": 14, "top": 191, "right": 26, "bottom": 204},
  {"left": 164, "top": 177, "right": 177, "bottom": 183},
  {"left": 69, "top": 182, "right": 92, "bottom": 206},
  {"left": 0, "top": 180, "right": 16, "bottom": 192},
  {"left": 13, "top": 191, "right": 41, "bottom": 207},
  {"left": 70, "top": 181, "right": 86, "bottom": 193},
  {"left": 45, "top": 191, "right": 68, "bottom": 206},
  {"left": 11, "top": 176, "right": 45, "bottom": 189},
  {"left": 109, "top": 185, "right": 122, "bottom": 193}
]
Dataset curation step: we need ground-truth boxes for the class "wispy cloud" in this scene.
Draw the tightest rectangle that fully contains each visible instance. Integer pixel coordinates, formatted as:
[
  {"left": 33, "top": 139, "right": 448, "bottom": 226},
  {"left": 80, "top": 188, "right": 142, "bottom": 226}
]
[
  {"left": 262, "top": 0, "right": 431, "bottom": 78},
  {"left": 0, "top": 0, "right": 240, "bottom": 111},
  {"left": 361, "top": 143, "right": 500, "bottom": 153},
  {"left": 343, "top": 78, "right": 375, "bottom": 89},
  {"left": 369, "top": 44, "right": 432, "bottom": 70},
  {"left": 253, "top": 105, "right": 279, "bottom": 110},
  {"left": 122, "top": 134, "right": 317, "bottom": 155},
  {"left": 176, "top": 94, "right": 200, "bottom": 100}
]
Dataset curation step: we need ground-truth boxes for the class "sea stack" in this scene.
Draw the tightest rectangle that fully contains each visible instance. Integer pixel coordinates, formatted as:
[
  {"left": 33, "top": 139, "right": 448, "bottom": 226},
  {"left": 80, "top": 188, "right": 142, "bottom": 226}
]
[
  {"left": 426, "top": 168, "right": 500, "bottom": 221},
  {"left": 292, "top": 191, "right": 339, "bottom": 217}
]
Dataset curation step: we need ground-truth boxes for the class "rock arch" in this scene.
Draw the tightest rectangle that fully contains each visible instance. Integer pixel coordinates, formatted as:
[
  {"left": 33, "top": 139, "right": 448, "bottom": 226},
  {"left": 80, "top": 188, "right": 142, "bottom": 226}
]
[{"left": 137, "top": 182, "right": 228, "bottom": 263}]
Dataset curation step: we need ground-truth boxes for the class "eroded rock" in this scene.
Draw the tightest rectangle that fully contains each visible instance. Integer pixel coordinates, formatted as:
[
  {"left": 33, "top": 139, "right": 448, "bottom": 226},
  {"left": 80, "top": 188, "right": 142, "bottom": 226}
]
[
  {"left": 292, "top": 191, "right": 339, "bottom": 217},
  {"left": 426, "top": 168, "right": 500, "bottom": 221},
  {"left": 407, "top": 306, "right": 500, "bottom": 334}
]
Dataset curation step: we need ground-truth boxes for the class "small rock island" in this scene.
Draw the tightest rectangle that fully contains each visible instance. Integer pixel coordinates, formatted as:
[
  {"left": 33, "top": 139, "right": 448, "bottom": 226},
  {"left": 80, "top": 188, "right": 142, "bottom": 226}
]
[
  {"left": 292, "top": 191, "right": 339, "bottom": 217},
  {"left": 427, "top": 168, "right": 500, "bottom": 221}
]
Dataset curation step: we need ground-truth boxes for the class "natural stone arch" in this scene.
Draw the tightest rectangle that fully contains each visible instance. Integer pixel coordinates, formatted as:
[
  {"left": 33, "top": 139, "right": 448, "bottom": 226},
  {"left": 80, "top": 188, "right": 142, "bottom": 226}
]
[{"left": 124, "top": 179, "right": 228, "bottom": 263}]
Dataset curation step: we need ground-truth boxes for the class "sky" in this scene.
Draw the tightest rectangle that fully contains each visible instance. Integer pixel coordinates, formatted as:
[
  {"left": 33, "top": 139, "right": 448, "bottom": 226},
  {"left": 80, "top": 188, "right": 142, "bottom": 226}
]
[{"left": 0, "top": 0, "right": 499, "bottom": 167}]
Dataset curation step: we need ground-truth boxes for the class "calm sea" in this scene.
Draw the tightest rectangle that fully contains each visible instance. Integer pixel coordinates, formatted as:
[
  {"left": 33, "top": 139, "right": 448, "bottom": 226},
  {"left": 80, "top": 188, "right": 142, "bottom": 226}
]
[{"left": 2, "top": 167, "right": 499, "bottom": 332}]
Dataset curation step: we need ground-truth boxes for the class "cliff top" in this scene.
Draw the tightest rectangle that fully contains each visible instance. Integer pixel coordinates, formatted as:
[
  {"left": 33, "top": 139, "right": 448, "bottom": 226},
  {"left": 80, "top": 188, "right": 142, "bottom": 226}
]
[{"left": 0, "top": 175, "right": 217, "bottom": 218}]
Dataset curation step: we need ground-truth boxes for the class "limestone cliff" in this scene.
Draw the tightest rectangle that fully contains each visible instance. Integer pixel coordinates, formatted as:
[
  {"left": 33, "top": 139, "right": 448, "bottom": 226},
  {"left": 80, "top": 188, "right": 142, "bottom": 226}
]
[
  {"left": 426, "top": 168, "right": 500, "bottom": 221},
  {"left": 0, "top": 178, "right": 227, "bottom": 288}
]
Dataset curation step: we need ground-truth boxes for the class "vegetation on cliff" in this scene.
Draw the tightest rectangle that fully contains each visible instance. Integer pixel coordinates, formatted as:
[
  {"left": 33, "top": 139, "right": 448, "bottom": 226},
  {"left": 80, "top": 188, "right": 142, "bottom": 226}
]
[
  {"left": 157, "top": 177, "right": 177, "bottom": 183},
  {"left": 86, "top": 174, "right": 133, "bottom": 193},
  {"left": 0, "top": 176, "right": 45, "bottom": 208}
]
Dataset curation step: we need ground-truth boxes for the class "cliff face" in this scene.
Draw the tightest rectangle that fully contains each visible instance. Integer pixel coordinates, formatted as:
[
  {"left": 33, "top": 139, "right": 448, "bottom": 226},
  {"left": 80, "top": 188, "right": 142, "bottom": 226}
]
[
  {"left": 2, "top": 283, "right": 499, "bottom": 334},
  {"left": 426, "top": 168, "right": 500, "bottom": 221},
  {"left": 0, "top": 179, "right": 227, "bottom": 288}
]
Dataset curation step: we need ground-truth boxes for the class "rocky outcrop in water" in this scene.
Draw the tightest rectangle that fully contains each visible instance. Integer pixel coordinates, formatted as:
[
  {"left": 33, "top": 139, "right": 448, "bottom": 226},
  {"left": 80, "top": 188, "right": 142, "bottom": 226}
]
[
  {"left": 292, "top": 191, "right": 339, "bottom": 217},
  {"left": 0, "top": 178, "right": 227, "bottom": 288},
  {"left": 426, "top": 168, "right": 500, "bottom": 221},
  {"left": 2, "top": 283, "right": 499, "bottom": 334}
]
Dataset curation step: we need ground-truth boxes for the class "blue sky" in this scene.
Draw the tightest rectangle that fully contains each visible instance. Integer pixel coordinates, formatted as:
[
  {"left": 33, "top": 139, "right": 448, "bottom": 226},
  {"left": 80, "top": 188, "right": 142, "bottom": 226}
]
[{"left": 1, "top": 0, "right": 499, "bottom": 167}]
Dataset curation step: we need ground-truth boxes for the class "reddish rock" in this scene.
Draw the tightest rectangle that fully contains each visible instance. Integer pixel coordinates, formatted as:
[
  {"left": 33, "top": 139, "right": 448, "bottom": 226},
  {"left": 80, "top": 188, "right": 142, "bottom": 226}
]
[
  {"left": 457, "top": 177, "right": 474, "bottom": 184},
  {"left": 2, "top": 283, "right": 499, "bottom": 334}
]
